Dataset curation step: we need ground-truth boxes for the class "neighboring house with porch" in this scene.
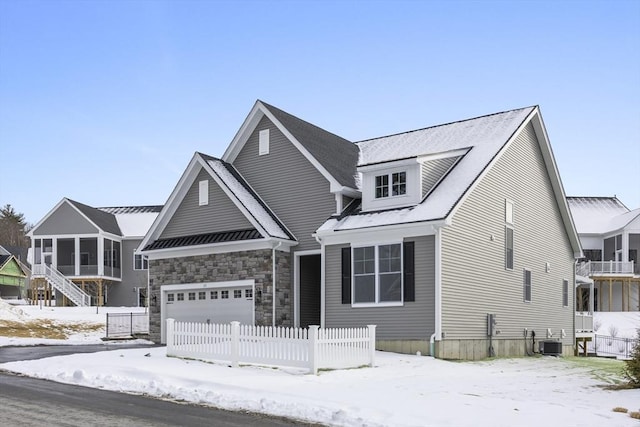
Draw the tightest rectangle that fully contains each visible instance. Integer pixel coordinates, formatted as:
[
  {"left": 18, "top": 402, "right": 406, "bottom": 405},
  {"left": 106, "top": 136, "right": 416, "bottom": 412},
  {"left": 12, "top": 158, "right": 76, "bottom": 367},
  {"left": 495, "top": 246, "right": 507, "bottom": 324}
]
[
  {"left": 27, "top": 199, "right": 161, "bottom": 307},
  {"left": 140, "top": 100, "right": 583, "bottom": 360},
  {"left": 0, "top": 245, "right": 28, "bottom": 299},
  {"left": 569, "top": 196, "right": 640, "bottom": 312}
]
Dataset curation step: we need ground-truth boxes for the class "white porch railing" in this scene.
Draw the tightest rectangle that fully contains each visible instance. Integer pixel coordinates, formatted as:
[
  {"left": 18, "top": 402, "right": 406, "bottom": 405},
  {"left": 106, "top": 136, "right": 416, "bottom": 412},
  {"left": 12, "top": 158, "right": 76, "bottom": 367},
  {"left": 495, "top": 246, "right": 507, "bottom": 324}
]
[
  {"left": 32, "top": 264, "right": 91, "bottom": 307},
  {"left": 588, "top": 261, "right": 635, "bottom": 275},
  {"left": 166, "top": 319, "right": 376, "bottom": 374},
  {"left": 575, "top": 261, "right": 591, "bottom": 278},
  {"left": 575, "top": 312, "right": 593, "bottom": 333}
]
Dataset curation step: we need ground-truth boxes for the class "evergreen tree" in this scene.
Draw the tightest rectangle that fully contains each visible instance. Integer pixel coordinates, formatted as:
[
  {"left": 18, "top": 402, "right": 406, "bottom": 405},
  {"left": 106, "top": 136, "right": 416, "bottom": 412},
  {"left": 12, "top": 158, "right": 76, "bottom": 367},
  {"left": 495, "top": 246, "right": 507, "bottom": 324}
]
[
  {"left": 0, "top": 204, "right": 30, "bottom": 248},
  {"left": 625, "top": 329, "right": 640, "bottom": 387}
]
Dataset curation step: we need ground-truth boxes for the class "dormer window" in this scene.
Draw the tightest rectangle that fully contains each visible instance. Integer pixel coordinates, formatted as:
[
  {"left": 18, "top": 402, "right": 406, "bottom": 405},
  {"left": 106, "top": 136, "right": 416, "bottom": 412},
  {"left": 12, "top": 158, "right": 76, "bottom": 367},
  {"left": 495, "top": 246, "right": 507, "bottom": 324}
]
[{"left": 375, "top": 172, "right": 406, "bottom": 199}]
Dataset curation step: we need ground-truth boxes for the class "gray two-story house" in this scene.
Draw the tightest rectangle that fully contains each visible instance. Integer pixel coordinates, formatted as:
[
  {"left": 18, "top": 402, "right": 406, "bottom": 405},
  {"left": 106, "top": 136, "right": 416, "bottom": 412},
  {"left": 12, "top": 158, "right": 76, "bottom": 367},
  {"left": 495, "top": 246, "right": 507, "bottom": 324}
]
[
  {"left": 140, "top": 101, "right": 583, "bottom": 360},
  {"left": 28, "top": 198, "right": 161, "bottom": 307}
]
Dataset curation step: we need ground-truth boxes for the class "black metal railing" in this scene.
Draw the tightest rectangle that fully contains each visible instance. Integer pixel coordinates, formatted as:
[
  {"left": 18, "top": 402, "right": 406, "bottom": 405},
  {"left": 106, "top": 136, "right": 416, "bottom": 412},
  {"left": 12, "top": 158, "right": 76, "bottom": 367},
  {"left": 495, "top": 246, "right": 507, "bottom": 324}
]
[
  {"left": 588, "top": 334, "right": 638, "bottom": 360},
  {"left": 106, "top": 312, "right": 149, "bottom": 338}
]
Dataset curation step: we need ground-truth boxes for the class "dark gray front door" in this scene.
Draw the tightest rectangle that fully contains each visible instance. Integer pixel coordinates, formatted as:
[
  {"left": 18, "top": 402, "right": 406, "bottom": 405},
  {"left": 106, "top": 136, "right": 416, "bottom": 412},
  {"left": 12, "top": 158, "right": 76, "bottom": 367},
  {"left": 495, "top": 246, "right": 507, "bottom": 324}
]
[{"left": 299, "top": 254, "right": 321, "bottom": 328}]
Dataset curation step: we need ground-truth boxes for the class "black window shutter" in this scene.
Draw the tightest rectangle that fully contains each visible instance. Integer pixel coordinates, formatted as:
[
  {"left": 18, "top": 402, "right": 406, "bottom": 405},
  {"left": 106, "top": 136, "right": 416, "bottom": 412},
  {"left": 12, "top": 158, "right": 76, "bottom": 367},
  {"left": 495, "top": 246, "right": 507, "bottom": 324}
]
[
  {"left": 341, "top": 247, "right": 351, "bottom": 304},
  {"left": 403, "top": 241, "right": 415, "bottom": 302}
]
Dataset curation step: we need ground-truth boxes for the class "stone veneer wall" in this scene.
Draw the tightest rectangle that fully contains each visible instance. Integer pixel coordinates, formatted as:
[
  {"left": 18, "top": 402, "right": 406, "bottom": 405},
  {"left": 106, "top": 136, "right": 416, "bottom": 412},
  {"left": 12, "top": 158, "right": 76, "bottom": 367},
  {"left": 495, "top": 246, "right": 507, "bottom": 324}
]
[{"left": 148, "top": 249, "right": 291, "bottom": 343}]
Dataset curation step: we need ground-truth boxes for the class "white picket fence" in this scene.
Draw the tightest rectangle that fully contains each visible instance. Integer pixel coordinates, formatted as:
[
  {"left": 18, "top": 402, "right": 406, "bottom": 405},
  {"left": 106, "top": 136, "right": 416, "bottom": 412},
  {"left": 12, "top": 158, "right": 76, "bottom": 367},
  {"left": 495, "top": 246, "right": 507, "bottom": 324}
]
[{"left": 165, "top": 319, "right": 376, "bottom": 374}]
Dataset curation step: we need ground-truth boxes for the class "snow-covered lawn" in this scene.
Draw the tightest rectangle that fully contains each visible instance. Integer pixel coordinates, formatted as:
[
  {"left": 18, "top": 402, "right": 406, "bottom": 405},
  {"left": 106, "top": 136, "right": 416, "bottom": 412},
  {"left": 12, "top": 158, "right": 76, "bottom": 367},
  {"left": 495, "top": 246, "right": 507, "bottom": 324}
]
[
  {"left": 1, "top": 300, "right": 639, "bottom": 427},
  {"left": 0, "top": 299, "right": 148, "bottom": 346}
]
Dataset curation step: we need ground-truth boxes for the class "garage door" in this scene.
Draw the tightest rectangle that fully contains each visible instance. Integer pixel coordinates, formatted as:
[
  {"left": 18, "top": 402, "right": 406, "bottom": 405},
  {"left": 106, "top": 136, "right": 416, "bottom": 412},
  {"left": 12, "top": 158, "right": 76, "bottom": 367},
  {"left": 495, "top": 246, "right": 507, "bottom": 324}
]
[{"left": 164, "top": 282, "right": 254, "bottom": 326}]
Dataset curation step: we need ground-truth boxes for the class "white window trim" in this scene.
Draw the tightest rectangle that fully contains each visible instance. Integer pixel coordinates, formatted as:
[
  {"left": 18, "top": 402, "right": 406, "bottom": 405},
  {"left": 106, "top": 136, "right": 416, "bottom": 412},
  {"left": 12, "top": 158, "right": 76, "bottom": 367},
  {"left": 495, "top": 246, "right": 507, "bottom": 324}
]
[
  {"left": 505, "top": 225, "right": 514, "bottom": 270},
  {"left": 199, "top": 180, "right": 209, "bottom": 206},
  {"left": 505, "top": 199, "right": 514, "bottom": 225},
  {"left": 562, "top": 279, "right": 569, "bottom": 307},
  {"left": 351, "top": 242, "right": 403, "bottom": 307},
  {"left": 374, "top": 171, "right": 407, "bottom": 199},
  {"left": 133, "top": 253, "right": 148, "bottom": 271},
  {"left": 259, "top": 129, "right": 270, "bottom": 155}
]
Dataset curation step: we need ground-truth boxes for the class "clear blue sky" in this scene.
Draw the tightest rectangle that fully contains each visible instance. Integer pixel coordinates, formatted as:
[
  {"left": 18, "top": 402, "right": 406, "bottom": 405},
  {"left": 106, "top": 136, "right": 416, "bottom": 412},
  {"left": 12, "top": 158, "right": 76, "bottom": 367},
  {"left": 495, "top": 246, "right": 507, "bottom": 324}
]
[{"left": 1, "top": 0, "right": 638, "bottom": 225}]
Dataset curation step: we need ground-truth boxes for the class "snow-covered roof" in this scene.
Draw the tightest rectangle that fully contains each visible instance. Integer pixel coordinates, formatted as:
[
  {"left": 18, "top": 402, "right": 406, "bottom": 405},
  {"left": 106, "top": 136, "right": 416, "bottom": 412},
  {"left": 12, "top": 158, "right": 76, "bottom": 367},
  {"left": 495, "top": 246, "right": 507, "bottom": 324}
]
[
  {"left": 112, "top": 212, "right": 161, "bottom": 238},
  {"left": 205, "top": 157, "right": 293, "bottom": 241},
  {"left": 567, "top": 197, "right": 632, "bottom": 234},
  {"left": 320, "top": 107, "right": 535, "bottom": 233}
]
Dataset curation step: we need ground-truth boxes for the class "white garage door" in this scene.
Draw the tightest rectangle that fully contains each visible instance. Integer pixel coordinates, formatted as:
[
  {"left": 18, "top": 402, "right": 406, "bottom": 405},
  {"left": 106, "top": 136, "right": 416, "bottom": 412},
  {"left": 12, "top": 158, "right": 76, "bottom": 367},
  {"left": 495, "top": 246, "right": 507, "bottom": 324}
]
[{"left": 164, "top": 282, "right": 254, "bottom": 326}]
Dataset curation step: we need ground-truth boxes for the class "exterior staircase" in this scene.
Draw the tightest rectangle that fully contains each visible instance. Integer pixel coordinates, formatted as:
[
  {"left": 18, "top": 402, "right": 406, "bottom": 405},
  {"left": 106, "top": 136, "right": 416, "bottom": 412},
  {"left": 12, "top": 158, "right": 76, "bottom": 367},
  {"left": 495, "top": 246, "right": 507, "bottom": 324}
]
[{"left": 31, "top": 264, "right": 92, "bottom": 306}]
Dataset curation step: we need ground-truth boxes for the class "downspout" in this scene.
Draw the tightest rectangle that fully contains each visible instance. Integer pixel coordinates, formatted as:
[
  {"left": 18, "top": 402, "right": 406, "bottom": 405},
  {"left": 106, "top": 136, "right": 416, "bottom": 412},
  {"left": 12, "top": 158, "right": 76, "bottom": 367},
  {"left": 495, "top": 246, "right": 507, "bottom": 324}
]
[
  {"left": 314, "top": 234, "right": 325, "bottom": 328},
  {"left": 272, "top": 241, "right": 282, "bottom": 327},
  {"left": 434, "top": 225, "right": 443, "bottom": 353}
]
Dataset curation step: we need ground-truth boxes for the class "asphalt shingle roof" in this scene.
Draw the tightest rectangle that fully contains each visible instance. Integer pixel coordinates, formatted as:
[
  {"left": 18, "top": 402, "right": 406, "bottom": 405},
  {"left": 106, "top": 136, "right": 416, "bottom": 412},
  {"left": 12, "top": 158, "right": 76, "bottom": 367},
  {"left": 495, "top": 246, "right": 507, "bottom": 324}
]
[
  {"left": 67, "top": 199, "right": 122, "bottom": 236},
  {"left": 261, "top": 101, "right": 359, "bottom": 189}
]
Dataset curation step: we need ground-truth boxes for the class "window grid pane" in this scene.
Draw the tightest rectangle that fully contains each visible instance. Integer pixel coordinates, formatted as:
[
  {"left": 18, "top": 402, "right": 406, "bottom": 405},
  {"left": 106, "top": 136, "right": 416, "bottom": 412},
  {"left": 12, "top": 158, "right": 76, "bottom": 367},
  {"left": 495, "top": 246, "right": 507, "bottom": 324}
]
[
  {"left": 392, "top": 172, "right": 406, "bottom": 196},
  {"left": 375, "top": 175, "right": 389, "bottom": 198}
]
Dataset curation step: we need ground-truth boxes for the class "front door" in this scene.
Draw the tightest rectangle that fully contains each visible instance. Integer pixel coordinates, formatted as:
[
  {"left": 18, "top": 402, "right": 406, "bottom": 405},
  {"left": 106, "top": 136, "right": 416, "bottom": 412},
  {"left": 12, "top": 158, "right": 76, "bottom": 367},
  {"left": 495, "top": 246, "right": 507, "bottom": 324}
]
[{"left": 299, "top": 254, "right": 321, "bottom": 328}]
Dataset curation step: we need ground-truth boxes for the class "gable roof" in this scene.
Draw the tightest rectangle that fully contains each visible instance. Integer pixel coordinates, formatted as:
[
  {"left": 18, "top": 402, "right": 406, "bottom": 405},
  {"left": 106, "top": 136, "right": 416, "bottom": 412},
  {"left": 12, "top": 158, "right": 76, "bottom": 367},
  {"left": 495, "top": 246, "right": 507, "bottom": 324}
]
[
  {"left": 27, "top": 198, "right": 161, "bottom": 239},
  {"left": 567, "top": 196, "right": 638, "bottom": 234},
  {"left": 67, "top": 199, "right": 122, "bottom": 235},
  {"left": 260, "top": 101, "right": 359, "bottom": 189},
  {"left": 139, "top": 152, "right": 295, "bottom": 254},
  {"left": 319, "top": 107, "right": 535, "bottom": 231},
  {"left": 202, "top": 154, "right": 294, "bottom": 241},
  {"left": 222, "top": 100, "right": 359, "bottom": 193},
  {"left": 317, "top": 106, "right": 582, "bottom": 256},
  {"left": 0, "top": 254, "right": 28, "bottom": 277}
]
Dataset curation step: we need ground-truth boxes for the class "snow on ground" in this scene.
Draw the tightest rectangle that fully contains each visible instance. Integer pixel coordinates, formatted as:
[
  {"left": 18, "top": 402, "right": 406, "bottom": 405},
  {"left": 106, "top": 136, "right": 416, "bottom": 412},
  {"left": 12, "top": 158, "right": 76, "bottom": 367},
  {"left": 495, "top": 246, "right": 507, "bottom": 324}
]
[
  {"left": 1, "top": 348, "right": 639, "bottom": 427},
  {"left": 1, "top": 303, "right": 639, "bottom": 426},
  {"left": 594, "top": 311, "right": 640, "bottom": 338},
  {"left": 0, "top": 299, "right": 148, "bottom": 347}
]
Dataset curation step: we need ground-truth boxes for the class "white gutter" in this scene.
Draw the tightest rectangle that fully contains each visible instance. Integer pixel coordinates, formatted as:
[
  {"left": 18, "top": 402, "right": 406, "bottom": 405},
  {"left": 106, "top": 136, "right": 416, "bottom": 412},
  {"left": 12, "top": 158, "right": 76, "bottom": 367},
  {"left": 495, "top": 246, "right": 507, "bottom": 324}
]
[
  {"left": 314, "top": 233, "right": 325, "bottom": 328},
  {"left": 435, "top": 225, "right": 443, "bottom": 341},
  {"left": 272, "top": 241, "right": 282, "bottom": 327}
]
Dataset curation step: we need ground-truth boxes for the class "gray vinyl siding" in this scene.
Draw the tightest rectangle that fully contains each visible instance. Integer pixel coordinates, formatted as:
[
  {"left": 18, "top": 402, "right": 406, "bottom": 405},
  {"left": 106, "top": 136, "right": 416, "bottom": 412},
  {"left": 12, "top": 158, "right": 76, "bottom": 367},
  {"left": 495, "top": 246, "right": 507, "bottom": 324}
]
[
  {"left": 325, "top": 235, "right": 435, "bottom": 340},
  {"left": 421, "top": 156, "right": 460, "bottom": 198},
  {"left": 33, "top": 202, "right": 99, "bottom": 235},
  {"left": 107, "top": 239, "right": 147, "bottom": 306},
  {"left": 233, "top": 116, "right": 336, "bottom": 251},
  {"left": 440, "top": 122, "right": 575, "bottom": 345},
  {"left": 161, "top": 168, "right": 254, "bottom": 239}
]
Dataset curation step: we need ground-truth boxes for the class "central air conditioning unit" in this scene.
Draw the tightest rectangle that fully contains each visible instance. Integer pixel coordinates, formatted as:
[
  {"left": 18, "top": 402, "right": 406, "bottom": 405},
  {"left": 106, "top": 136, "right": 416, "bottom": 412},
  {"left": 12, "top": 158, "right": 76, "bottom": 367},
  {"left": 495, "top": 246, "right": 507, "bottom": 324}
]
[{"left": 539, "top": 340, "right": 562, "bottom": 356}]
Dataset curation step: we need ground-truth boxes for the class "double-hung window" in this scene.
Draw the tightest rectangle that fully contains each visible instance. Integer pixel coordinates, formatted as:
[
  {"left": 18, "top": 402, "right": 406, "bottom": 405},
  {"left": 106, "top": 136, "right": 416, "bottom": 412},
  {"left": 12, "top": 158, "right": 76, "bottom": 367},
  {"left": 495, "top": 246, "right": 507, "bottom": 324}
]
[
  {"left": 375, "top": 172, "right": 406, "bottom": 199},
  {"left": 353, "top": 243, "right": 402, "bottom": 304},
  {"left": 134, "top": 253, "right": 148, "bottom": 270},
  {"left": 505, "top": 200, "right": 514, "bottom": 270}
]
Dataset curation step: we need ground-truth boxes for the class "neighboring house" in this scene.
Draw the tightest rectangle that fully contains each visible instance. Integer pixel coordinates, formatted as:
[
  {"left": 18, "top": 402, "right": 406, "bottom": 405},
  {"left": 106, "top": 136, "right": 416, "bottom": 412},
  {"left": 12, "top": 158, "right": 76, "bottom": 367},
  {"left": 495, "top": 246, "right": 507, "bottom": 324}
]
[
  {"left": 0, "top": 245, "right": 28, "bottom": 299},
  {"left": 27, "top": 199, "right": 161, "bottom": 307},
  {"left": 569, "top": 196, "right": 640, "bottom": 312},
  {"left": 140, "top": 101, "right": 583, "bottom": 360}
]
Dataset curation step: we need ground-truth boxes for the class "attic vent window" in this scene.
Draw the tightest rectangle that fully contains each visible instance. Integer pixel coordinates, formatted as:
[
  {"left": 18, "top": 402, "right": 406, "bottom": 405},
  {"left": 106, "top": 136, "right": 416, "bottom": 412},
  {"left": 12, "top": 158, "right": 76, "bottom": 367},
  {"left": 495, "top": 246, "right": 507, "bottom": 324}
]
[
  {"left": 375, "top": 172, "right": 406, "bottom": 199},
  {"left": 259, "top": 129, "right": 270, "bottom": 155},
  {"left": 199, "top": 180, "right": 209, "bottom": 206}
]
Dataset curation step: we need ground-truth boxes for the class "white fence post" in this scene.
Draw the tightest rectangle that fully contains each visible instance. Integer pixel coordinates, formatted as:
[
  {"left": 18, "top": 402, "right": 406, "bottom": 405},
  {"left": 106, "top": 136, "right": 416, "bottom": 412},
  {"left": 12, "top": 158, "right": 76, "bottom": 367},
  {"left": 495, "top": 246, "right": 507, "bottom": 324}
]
[
  {"left": 166, "top": 318, "right": 175, "bottom": 355},
  {"left": 309, "top": 325, "right": 319, "bottom": 375},
  {"left": 231, "top": 321, "right": 240, "bottom": 368},
  {"left": 367, "top": 325, "right": 376, "bottom": 367}
]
